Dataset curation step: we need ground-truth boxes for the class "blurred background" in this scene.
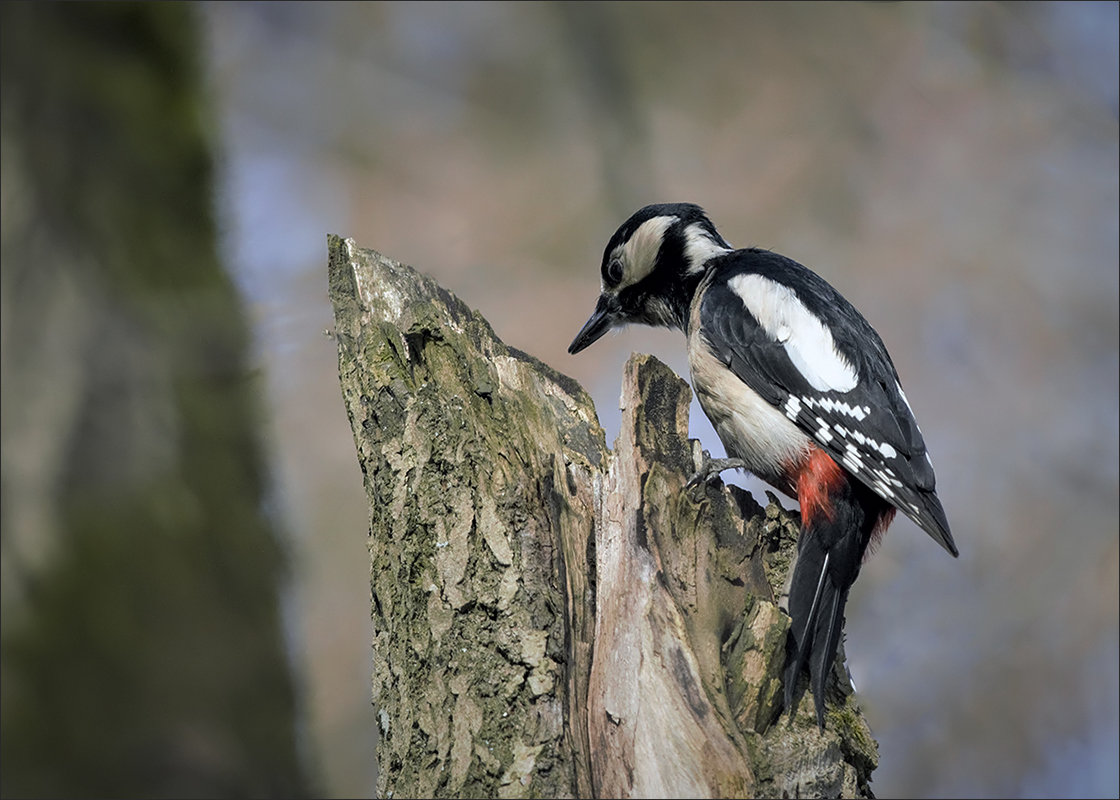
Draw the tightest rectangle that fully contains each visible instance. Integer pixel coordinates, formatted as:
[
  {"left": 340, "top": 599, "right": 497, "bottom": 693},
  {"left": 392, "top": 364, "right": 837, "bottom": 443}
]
[{"left": 2, "top": 2, "right": 1116, "bottom": 798}]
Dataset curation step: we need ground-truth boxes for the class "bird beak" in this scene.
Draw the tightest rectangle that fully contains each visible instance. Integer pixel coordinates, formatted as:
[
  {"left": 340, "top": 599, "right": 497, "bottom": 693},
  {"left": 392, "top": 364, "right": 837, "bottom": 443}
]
[{"left": 568, "top": 293, "right": 619, "bottom": 354}]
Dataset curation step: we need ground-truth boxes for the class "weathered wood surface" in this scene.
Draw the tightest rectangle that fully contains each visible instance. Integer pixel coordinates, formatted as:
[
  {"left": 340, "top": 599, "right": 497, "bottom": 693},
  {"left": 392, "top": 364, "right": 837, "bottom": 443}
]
[{"left": 328, "top": 236, "right": 878, "bottom": 798}]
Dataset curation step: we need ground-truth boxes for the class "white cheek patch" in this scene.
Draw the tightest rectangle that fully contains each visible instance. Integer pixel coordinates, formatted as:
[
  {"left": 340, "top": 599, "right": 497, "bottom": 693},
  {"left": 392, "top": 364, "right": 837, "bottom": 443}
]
[
  {"left": 728, "top": 273, "right": 859, "bottom": 393},
  {"left": 683, "top": 222, "right": 731, "bottom": 274},
  {"left": 609, "top": 215, "right": 677, "bottom": 290}
]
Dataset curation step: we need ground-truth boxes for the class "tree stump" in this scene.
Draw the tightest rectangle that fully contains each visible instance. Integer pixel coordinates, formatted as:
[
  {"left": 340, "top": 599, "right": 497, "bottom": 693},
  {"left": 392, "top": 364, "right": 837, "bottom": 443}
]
[{"left": 328, "top": 236, "right": 878, "bottom": 798}]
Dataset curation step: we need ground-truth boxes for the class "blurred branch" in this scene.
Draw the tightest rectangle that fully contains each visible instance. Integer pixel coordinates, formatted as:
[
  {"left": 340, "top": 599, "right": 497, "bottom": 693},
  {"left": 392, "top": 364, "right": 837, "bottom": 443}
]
[
  {"left": 0, "top": 4, "right": 309, "bottom": 796},
  {"left": 329, "top": 237, "right": 878, "bottom": 797}
]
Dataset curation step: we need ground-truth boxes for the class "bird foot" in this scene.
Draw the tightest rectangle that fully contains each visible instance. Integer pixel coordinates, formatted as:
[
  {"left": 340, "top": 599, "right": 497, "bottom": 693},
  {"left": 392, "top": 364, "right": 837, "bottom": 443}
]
[{"left": 685, "top": 451, "right": 751, "bottom": 490}]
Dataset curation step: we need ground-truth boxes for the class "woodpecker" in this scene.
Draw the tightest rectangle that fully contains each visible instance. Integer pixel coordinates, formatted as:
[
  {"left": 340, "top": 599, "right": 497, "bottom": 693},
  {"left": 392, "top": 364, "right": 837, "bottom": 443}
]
[{"left": 568, "top": 203, "right": 958, "bottom": 729}]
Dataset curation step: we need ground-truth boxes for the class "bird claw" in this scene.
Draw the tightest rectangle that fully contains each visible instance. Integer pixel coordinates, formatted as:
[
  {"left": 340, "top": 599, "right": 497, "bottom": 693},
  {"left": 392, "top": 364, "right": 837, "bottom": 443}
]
[{"left": 685, "top": 452, "right": 750, "bottom": 491}]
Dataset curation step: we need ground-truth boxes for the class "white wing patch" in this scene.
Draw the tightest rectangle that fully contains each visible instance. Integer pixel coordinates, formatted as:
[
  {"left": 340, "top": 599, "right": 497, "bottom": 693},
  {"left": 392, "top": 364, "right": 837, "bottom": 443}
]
[{"left": 728, "top": 273, "right": 858, "bottom": 393}]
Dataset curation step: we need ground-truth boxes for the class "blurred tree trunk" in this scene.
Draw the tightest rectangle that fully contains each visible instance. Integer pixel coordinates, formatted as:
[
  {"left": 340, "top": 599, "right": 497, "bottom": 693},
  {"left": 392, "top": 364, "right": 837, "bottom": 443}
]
[
  {"left": 330, "top": 238, "right": 880, "bottom": 798},
  {"left": 1, "top": 4, "right": 308, "bottom": 797}
]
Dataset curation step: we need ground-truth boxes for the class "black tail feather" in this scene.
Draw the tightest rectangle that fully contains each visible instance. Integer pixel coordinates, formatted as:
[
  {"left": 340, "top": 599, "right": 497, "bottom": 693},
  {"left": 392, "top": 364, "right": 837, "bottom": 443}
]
[
  {"left": 783, "top": 486, "right": 884, "bottom": 729},
  {"left": 784, "top": 546, "right": 852, "bottom": 729},
  {"left": 810, "top": 585, "right": 847, "bottom": 729},
  {"left": 783, "top": 550, "right": 829, "bottom": 718}
]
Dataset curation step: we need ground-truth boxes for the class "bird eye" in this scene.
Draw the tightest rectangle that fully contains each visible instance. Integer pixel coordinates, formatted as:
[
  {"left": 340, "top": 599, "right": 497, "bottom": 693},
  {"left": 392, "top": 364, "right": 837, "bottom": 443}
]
[{"left": 605, "top": 257, "right": 624, "bottom": 286}]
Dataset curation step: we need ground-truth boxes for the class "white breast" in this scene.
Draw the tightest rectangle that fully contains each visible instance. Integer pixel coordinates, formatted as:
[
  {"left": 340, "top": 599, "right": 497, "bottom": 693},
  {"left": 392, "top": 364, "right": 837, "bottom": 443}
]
[{"left": 687, "top": 330, "right": 811, "bottom": 487}]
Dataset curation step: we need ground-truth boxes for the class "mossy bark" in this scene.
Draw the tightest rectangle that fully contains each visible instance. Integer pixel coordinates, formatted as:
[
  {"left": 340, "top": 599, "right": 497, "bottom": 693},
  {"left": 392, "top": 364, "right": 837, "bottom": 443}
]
[{"left": 329, "top": 237, "right": 879, "bottom": 798}]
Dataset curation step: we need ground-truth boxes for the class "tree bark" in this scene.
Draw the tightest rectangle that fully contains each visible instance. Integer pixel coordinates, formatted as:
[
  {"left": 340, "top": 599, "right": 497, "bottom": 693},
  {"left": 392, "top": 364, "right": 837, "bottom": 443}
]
[{"left": 329, "top": 236, "right": 878, "bottom": 798}]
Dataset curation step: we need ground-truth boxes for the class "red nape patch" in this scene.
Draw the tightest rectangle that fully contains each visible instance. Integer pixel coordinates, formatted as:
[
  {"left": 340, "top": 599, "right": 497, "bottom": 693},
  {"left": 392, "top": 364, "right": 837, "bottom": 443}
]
[{"left": 793, "top": 447, "right": 848, "bottom": 528}]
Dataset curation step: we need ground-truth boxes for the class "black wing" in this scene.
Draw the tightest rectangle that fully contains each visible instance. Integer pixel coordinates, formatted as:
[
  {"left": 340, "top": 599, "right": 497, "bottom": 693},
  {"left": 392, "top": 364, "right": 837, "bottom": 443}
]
[{"left": 699, "top": 251, "right": 957, "bottom": 556}]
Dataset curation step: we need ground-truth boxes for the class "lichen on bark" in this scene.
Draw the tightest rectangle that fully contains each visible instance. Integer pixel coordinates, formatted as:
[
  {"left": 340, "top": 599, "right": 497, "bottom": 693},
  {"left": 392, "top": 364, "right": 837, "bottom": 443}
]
[{"left": 330, "top": 237, "right": 601, "bottom": 799}]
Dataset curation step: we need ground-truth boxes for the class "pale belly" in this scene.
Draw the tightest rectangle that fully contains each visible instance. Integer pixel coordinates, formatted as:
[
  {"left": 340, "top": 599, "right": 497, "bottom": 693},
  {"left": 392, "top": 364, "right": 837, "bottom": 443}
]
[{"left": 688, "top": 335, "right": 811, "bottom": 490}]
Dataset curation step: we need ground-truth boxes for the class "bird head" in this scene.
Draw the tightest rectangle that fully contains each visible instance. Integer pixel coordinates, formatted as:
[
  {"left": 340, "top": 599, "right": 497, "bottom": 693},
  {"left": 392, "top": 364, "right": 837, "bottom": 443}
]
[{"left": 568, "top": 203, "right": 731, "bottom": 354}]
